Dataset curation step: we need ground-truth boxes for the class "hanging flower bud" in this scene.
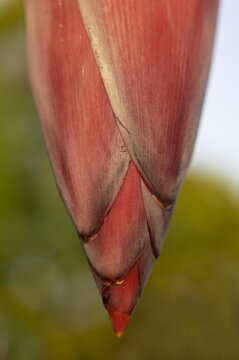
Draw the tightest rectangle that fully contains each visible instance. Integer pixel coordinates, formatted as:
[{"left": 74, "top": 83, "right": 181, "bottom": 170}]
[{"left": 24, "top": 0, "right": 219, "bottom": 337}]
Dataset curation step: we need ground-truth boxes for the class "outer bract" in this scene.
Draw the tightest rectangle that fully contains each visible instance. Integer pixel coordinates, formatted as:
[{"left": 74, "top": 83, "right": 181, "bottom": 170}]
[{"left": 25, "top": 0, "right": 218, "bottom": 337}]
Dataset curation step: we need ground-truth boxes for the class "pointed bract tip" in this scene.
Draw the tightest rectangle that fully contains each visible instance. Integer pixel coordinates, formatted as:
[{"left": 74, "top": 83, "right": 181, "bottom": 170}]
[{"left": 108, "top": 309, "right": 130, "bottom": 338}]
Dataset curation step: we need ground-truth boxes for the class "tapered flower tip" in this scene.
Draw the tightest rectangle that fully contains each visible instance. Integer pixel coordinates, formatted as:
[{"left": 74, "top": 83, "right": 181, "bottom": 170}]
[
  {"left": 91, "top": 241, "right": 154, "bottom": 336},
  {"left": 108, "top": 310, "right": 130, "bottom": 338}
]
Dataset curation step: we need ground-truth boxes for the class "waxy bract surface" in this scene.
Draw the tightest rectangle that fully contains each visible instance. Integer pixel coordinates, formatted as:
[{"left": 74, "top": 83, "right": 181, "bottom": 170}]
[{"left": 25, "top": 0, "right": 218, "bottom": 336}]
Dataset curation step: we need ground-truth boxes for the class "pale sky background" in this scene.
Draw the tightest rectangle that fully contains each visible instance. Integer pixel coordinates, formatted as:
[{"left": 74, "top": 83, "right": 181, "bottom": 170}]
[{"left": 191, "top": 0, "right": 239, "bottom": 186}]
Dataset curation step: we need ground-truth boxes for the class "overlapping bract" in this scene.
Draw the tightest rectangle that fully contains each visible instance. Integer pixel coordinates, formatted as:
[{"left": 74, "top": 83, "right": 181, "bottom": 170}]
[{"left": 25, "top": 0, "right": 218, "bottom": 336}]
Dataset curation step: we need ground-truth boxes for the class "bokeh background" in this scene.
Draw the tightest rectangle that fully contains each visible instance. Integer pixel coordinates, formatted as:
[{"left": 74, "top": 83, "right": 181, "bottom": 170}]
[{"left": 0, "top": 1, "right": 239, "bottom": 359}]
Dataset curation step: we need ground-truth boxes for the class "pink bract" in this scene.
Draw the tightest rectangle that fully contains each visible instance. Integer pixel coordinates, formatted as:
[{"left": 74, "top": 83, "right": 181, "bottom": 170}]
[{"left": 25, "top": 0, "right": 219, "bottom": 336}]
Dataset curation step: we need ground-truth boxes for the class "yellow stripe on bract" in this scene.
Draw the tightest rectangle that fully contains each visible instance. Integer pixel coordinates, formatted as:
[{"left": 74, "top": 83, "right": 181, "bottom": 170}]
[
  {"left": 82, "top": 233, "right": 98, "bottom": 243},
  {"left": 152, "top": 194, "right": 173, "bottom": 210},
  {"left": 77, "top": 0, "right": 132, "bottom": 137}
]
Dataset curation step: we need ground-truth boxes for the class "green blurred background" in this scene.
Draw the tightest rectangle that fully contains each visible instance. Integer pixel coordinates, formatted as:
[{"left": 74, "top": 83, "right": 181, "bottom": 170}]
[{"left": 0, "top": 1, "right": 239, "bottom": 359}]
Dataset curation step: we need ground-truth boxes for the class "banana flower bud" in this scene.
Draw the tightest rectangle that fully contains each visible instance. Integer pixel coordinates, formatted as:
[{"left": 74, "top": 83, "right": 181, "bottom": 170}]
[{"left": 24, "top": 0, "right": 218, "bottom": 337}]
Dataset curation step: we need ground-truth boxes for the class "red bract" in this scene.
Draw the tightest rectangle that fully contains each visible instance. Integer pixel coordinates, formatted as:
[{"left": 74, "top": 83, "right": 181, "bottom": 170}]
[{"left": 25, "top": 0, "right": 218, "bottom": 337}]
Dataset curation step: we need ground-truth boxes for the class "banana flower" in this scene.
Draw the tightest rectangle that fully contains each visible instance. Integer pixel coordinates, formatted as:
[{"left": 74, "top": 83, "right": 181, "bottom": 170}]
[{"left": 24, "top": 0, "right": 218, "bottom": 337}]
